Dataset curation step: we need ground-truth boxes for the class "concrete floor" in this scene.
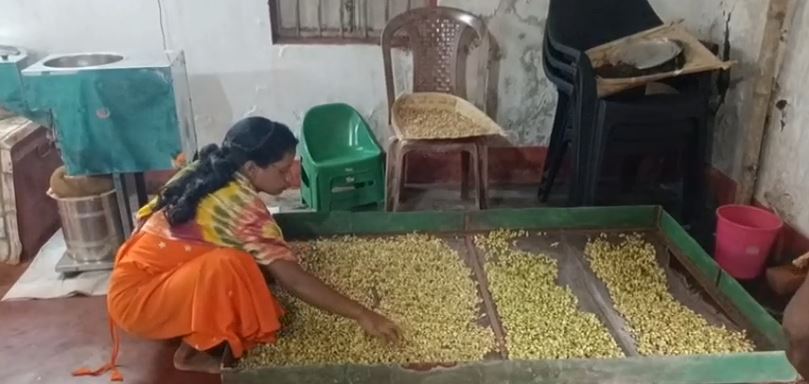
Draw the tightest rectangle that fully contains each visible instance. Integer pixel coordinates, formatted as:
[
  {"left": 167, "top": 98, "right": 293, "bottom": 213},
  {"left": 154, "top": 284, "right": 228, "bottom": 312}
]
[
  {"left": 0, "top": 259, "right": 219, "bottom": 383},
  {"left": 0, "top": 296, "right": 219, "bottom": 384}
]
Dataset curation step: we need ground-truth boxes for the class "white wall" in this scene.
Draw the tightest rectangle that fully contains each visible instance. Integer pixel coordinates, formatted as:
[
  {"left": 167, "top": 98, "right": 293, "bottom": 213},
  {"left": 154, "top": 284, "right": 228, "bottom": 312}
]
[
  {"left": 756, "top": 1, "right": 809, "bottom": 235},
  {"left": 0, "top": 0, "right": 165, "bottom": 53},
  {"left": 0, "top": 0, "right": 767, "bottom": 176},
  {"left": 0, "top": 0, "right": 410, "bottom": 147},
  {"left": 158, "top": 0, "right": 416, "bottom": 146}
]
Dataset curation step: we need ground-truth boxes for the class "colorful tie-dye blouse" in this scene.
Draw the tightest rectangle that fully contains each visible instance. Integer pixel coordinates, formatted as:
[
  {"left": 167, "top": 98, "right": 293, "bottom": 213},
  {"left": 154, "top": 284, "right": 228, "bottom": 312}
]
[{"left": 137, "top": 165, "right": 297, "bottom": 265}]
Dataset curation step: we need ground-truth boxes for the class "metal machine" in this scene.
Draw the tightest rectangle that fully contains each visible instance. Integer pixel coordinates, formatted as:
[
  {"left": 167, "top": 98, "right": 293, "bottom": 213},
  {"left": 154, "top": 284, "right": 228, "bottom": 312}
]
[
  {"left": 22, "top": 51, "right": 197, "bottom": 177},
  {"left": 1, "top": 48, "right": 197, "bottom": 273}
]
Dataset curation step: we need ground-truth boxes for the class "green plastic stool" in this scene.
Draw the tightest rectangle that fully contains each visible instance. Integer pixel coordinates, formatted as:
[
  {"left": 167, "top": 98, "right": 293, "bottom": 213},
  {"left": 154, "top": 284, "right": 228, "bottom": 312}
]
[{"left": 300, "top": 103, "right": 385, "bottom": 212}]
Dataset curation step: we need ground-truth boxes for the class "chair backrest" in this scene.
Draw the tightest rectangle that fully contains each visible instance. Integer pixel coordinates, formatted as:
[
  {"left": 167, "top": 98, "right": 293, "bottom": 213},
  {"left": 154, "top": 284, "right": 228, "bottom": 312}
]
[
  {"left": 302, "top": 103, "right": 381, "bottom": 162},
  {"left": 381, "top": 6, "right": 486, "bottom": 116},
  {"left": 547, "top": 0, "right": 663, "bottom": 53},
  {"left": 542, "top": 32, "right": 576, "bottom": 96}
]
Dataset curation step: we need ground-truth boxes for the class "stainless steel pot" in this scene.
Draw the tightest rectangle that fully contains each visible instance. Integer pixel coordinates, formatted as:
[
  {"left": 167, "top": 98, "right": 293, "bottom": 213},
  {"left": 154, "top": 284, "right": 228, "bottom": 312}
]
[{"left": 49, "top": 189, "right": 124, "bottom": 262}]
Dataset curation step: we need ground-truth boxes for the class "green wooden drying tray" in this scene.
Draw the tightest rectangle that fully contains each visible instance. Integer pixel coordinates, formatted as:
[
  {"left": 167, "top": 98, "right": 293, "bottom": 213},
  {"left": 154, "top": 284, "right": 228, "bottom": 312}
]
[{"left": 222, "top": 206, "right": 798, "bottom": 384}]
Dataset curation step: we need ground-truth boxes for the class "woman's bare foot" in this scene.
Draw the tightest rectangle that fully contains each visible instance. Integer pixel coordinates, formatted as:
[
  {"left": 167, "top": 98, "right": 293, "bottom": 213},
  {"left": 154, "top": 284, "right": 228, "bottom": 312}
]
[{"left": 173, "top": 342, "right": 221, "bottom": 374}]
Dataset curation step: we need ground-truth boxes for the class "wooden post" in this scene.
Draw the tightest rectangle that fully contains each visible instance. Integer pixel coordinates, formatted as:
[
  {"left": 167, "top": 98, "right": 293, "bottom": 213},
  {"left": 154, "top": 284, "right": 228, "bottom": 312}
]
[{"left": 735, "top": 0, "right": 797, "bottom": 204}]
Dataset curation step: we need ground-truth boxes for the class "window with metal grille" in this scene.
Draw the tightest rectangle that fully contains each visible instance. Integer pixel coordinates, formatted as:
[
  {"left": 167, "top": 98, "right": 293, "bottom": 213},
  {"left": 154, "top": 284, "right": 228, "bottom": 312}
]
[{"left": 269, "top": 0, "right": 433, "bottom": 44}]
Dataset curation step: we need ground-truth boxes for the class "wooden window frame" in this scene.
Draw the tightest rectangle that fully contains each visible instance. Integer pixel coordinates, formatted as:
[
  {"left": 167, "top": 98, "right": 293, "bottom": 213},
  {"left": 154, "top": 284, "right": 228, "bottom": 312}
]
[{"left": 269, "top": 0, "right": 437, "bottom": 45}]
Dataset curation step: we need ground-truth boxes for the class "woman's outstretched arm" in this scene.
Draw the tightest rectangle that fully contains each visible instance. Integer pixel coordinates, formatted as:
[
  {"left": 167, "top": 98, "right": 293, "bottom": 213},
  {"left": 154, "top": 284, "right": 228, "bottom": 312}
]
[{"left": 264, "top": 260, "right": 401, "bottom": 343}]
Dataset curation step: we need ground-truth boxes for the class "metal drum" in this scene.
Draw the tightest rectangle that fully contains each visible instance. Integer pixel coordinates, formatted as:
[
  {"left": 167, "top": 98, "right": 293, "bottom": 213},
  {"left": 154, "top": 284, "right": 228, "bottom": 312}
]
[{"left": 49, "top": 189, "right": 124, "bottom": 262}]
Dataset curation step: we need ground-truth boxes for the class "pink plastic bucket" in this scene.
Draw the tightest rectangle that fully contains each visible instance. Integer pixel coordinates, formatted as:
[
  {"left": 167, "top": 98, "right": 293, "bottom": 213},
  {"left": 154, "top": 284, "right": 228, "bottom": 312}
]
[{"left": 715, "top": 205, "right": 783, "bottom": 279}]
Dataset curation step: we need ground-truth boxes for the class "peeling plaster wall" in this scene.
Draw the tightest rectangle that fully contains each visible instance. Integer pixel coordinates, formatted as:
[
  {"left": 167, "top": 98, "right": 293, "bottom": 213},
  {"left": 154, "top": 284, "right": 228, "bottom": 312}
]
[
  {"left": 755, "top": 1, "right": 809, "bottom": 235},
  {"left": 439, "top": 0, "right": 556, "bottom": 146},
  {"left": 653, "top": 0, "right": 768, "bottom": 180},
  {"left": 439, "top": 0, "right": 768, "bottom": 174},
  {"left": 0, "top": 0, "right": 768, "bottom": 177}
]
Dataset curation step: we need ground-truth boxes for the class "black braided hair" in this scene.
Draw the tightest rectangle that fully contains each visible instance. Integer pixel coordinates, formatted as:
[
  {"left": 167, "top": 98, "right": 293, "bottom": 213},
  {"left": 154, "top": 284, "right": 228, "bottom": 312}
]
[{"left": 154, "top": 116, "right": 298, "bottom": 226}]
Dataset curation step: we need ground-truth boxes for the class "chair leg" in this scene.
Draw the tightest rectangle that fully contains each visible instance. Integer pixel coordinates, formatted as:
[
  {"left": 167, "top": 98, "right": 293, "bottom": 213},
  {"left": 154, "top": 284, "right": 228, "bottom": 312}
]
[
  {"left": 385, "top": 143, "right": 395, "bottom": 211},
  {"left": 386, "top": 141, "right": 404, "bottom": 212},
  {"left": 567, "top": 133, "right": 582, "bottom": 207},
  {"left": 539, "top": 92, "right": 570, "bottom": 199},
  {"left": 568, "top": 104, "right": 592, "bottom": 207},
  {"left": 683, "top": 116, "right": 709, "bottom": 225},
  {"left": 402, "top": 152, "right": 409, "bottom": 190},
  {"left": 391, "top": 146, "right": 407, "bottom": 212},
  {"left": 582, "top": 106, "right": 609, "bottom": 206},
  {"left": 461, "top": 150, "right": 471, "bottom": 200},
  {"left": 568, "top": 125, "right": 590, "bottom": 207},
  {"left": 467, "top": 145, "right": 480, "bottom": 210},
  {"left": 478, "top": 142, "right": 489, "bottom": 209},
  {"left": 540, "top": 137, "right": 569, "bottom": 203}
]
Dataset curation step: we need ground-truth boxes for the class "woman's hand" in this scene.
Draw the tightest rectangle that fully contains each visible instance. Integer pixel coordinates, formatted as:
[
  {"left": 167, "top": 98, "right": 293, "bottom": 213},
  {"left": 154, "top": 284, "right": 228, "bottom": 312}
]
[
  {"left": 357, "top": 310, "right": 401, "bottom": 344},
  {"left": 267, "top": 260, "right": 402, "bottom": 345}
]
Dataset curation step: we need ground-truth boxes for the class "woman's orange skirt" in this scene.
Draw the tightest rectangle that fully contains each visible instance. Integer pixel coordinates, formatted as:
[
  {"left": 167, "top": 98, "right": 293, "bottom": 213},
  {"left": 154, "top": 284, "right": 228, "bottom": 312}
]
[{"left": 74, "top": 231, "right": 285, "bottom": 381}]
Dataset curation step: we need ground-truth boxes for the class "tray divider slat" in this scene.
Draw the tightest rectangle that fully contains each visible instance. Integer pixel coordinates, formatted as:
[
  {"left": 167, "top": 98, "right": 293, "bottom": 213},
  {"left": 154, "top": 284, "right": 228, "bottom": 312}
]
[
  {"left": 463, "top": 235, "right": 509, "bottom": 359},
  {"left": 560, "top": 232, "right": 640, "bottom": 357}
]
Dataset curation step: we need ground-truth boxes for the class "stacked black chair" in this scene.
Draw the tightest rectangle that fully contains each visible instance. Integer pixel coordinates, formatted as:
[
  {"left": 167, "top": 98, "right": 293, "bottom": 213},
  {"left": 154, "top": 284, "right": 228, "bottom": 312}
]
[{"left": 538, "top": 0, "right": 714, "bottom": 225}]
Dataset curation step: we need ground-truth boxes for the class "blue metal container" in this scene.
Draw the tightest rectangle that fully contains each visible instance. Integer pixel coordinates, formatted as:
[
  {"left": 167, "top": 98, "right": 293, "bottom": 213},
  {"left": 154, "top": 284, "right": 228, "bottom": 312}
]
[{"left": 22, "top": 51, "right": 197, "bottom": 176}]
